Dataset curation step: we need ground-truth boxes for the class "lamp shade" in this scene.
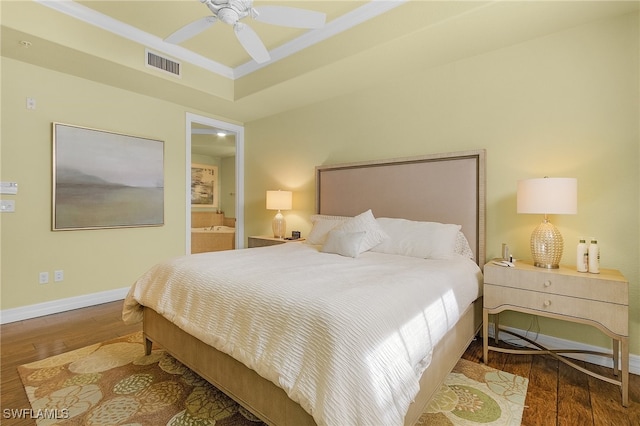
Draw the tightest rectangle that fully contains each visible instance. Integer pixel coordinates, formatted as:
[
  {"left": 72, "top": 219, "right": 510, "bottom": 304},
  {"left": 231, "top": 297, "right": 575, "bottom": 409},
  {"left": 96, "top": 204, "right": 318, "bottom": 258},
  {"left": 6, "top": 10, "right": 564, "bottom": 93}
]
[
  {"left": 266, "top": 190, "right": 292, "bottom": 211},
  {"left": 517, "top": 178, "right": 577, "bottom": 215}
]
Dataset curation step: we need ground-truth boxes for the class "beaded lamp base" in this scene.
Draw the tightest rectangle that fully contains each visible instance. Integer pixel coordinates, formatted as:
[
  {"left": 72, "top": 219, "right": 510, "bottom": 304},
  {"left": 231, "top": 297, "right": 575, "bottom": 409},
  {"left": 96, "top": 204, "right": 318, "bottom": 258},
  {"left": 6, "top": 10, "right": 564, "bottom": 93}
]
[
  {"left": 272, "top": 211, "right": 286, "bottom": 239},
  {"left": 531, "top": 218, "right": 563, "bottom": 269}
]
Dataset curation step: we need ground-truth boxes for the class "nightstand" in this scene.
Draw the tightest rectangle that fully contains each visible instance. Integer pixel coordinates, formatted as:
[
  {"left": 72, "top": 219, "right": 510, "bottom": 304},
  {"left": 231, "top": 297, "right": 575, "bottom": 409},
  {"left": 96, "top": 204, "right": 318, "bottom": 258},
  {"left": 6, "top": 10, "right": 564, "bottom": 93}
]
[
  {"left": 247, "top": 236, "right": 304, "bottom": 248},
  {"left": 482, "top": 259, "right": 629, "bottom": 406}
]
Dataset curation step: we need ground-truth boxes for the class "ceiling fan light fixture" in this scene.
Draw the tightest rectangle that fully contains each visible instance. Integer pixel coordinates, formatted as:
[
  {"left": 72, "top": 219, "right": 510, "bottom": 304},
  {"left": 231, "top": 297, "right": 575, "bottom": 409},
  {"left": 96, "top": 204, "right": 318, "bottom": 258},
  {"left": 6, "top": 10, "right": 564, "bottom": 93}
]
[
  {"left": 168, "top": 0, "right": 326, "bottom": 62},
  {"left": 217, "top": 7, "right": 240, "bottom": 25}
]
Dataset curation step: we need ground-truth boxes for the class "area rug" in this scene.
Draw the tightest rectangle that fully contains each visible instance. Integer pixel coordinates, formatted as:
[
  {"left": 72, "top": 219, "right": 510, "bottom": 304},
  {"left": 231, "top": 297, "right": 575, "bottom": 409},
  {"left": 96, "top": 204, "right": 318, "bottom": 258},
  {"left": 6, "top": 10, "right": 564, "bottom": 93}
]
[
  {"left": 419, "top": 358, "right": 528, "bottom": 425},
  {"left": 18, "top": 332, "right": 528, "bottom": 425}
]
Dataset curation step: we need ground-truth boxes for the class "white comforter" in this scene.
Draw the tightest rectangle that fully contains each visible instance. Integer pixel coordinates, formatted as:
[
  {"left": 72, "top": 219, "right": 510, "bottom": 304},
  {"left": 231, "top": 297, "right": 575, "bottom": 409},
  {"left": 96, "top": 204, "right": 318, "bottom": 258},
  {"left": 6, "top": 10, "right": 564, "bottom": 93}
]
[{"left": 123, "top": 242, "right": 482, "bottom": 426}]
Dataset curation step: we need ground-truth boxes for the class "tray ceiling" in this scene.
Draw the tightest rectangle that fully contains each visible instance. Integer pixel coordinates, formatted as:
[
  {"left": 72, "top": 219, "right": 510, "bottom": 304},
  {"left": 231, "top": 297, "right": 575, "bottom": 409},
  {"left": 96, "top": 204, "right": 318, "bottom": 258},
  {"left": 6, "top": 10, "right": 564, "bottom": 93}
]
[{"left": 2, "top": 1, "right": 637, "bottom": 122}]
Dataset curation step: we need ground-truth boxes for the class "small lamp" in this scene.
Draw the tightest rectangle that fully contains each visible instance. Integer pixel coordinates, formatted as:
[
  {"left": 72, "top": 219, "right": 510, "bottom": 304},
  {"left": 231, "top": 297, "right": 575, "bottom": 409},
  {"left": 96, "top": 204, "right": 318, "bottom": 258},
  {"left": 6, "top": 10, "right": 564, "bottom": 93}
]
[
  {"left": 266, "top": 190, "right": 292, "bottom": 239},
  {"left": 517, "top": 177, "right": 577, "bottom": 269}
]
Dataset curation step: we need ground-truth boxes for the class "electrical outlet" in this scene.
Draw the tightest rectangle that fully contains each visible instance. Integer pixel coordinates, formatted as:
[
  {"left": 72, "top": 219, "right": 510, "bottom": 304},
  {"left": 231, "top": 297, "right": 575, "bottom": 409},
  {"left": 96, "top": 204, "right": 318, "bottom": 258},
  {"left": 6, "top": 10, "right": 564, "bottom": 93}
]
[
  {"left": 39, "top": 272, "right": 49, "bottom": 284},
  {"left": 54, "top": 270, "right": 64, "bottom": 282}
]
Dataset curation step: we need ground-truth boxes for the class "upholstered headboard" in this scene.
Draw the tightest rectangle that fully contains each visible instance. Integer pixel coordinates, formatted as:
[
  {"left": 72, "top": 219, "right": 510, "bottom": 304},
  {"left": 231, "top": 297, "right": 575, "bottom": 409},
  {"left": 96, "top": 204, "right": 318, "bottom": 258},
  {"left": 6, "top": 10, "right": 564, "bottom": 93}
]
[{"left": 316, "top": 150, "right": 486, "bottom": 265}]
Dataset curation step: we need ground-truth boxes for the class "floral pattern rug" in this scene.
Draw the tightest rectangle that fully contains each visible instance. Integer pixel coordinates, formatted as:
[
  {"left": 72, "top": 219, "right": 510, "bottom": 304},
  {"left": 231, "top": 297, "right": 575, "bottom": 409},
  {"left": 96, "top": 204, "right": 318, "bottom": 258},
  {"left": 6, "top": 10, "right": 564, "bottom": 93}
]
[
  {"left": 19, "top": 333, "right": 527, "bottom": 425},
  {"left": 420, "top": 358, "right": 529, "bottom": 425}
]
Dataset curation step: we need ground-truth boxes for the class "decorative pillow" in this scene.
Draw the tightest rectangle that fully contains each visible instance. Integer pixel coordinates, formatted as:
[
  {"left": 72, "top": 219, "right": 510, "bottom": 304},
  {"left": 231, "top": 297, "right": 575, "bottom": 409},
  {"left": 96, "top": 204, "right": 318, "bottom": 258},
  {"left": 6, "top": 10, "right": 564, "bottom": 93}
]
[
  {"left": 334, "top": 209, "right": 388, "bottom": 253},
  {"left": 371, "top": 217, "right": 461, "bottom": 259},
  {"left": 305, "top": 214, "right": 350, "bottom": 245},
  {"left": 455, "top": 231, "right": 475, "bottom": 260},
  {"left": 321, "top": 230, "right": 366, "bottom": 258}
]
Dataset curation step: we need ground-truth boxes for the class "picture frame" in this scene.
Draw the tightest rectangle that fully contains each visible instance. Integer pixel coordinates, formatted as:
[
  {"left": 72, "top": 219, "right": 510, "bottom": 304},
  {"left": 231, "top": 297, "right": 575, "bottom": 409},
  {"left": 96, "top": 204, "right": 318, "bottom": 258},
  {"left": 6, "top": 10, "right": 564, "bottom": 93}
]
[
  {"left": 191, "top": 163, "right": 219, "bottom": 207},
  {"left": 52, "top": 123, "right": 164, "bottom": 230}
]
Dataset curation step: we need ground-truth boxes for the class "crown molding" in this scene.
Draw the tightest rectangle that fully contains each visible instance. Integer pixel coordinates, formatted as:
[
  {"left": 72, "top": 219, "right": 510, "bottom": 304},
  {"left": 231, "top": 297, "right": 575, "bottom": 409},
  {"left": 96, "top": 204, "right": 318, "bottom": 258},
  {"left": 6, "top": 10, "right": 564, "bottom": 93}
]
[
  {"left": 36, "top": 0, "right": 236, "bottom": 78},
  {"left": 35, "top": 0, "right": 407, "bottom": 80},
  {"left": 234, "top": 0, "right": 408, "bottom": 78}
]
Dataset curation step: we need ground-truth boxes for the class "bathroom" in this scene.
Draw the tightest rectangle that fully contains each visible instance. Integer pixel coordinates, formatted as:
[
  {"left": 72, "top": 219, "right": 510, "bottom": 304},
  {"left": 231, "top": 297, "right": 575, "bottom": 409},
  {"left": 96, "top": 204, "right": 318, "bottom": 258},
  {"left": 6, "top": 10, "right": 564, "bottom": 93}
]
[
  {"left": 190, "top": 125, "right": 236, "bottom": 253},
  {"left": 191, "top": 211, "right": 236, "bottom": 253}
]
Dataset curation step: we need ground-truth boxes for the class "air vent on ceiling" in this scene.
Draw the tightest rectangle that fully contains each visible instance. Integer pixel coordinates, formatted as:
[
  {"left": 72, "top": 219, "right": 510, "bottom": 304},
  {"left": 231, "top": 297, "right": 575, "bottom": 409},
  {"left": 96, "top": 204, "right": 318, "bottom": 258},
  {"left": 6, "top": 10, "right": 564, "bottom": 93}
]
[{"left": 145, "top": 49, "right": 181, "bottom": 78}]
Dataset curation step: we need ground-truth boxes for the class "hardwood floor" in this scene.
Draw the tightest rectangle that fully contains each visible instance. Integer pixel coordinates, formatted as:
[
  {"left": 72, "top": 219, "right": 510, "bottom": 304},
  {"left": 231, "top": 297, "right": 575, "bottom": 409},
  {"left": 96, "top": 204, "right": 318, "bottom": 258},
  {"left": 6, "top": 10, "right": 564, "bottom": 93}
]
[
  {"left": 1, "top": 301, "right": 142, "bottom": 426},
  {"left": 1, "top": 301, "right": 638, "bottom": 425},
  {"left": 464, "top": 339, "right": 640, "bottom": 425}
]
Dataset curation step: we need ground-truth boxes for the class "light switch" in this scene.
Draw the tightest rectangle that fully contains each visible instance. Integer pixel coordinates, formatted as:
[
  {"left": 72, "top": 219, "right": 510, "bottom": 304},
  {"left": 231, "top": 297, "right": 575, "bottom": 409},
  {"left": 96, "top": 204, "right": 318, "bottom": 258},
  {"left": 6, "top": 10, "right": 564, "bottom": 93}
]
[
  {"left": 0, "top": 200, "right": 15, "bottom": 212},
  {"left": 0, "top": 182, "right": 18, "bottom": 194}
]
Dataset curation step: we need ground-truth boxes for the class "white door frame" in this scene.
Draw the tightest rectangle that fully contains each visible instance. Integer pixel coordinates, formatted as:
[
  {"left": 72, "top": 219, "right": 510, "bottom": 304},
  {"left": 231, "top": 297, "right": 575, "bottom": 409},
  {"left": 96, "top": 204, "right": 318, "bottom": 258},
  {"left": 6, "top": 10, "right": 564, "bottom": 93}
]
[{"left": 185, "top": 112, "right": 245, "bottom": 252}]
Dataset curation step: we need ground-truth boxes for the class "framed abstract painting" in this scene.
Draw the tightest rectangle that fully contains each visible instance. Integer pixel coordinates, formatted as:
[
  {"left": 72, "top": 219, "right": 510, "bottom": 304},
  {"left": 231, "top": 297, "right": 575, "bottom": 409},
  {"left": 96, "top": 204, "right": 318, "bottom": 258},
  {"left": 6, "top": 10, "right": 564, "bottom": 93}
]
[
  {"left": 191, "top": 163, "right": 219, "bottom": 208},
  {"left": 52, "top": 123, "right": 164, "bottom": 230}
]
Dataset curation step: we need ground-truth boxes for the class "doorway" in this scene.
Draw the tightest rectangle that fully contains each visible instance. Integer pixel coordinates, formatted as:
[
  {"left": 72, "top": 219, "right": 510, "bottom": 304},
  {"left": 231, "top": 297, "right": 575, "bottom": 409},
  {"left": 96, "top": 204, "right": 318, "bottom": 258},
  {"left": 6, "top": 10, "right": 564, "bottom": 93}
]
[{"left": 185, "top": 113, "right": 244, "bottom": 252}]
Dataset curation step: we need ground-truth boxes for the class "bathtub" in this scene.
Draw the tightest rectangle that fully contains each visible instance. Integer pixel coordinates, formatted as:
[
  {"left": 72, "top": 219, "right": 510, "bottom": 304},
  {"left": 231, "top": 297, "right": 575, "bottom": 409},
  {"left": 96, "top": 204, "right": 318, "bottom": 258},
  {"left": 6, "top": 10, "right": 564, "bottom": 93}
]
[
  {"left": 192, "top": 226, "right": 236, "bottom": 233},
  {"left": 191, "top": 226, "right": 235, "bottom": 253}
]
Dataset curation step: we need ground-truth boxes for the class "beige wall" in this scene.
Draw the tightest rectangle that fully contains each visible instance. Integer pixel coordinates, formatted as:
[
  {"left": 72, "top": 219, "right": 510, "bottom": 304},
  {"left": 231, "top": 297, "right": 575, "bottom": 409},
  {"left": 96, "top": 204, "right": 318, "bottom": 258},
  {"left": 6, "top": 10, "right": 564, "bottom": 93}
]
[
  {"left": 1, "top": 10, "right": 637, "bottom": 357},
  {"left": 221, "top": 156, "right": 236, "bottom": 219},
  {"left": 0, "top": 58, "right": 192, "bottom": 309},
  {"left": 244, "top": 13, "right": 639, "bottom": 354}
]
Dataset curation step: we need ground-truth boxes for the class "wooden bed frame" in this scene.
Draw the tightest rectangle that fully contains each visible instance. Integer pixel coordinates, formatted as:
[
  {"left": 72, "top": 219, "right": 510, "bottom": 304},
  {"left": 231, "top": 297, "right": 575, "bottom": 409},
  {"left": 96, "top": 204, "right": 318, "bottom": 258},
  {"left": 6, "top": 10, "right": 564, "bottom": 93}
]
[{"left": 142, "top": 149, "right": 486, "bottom": 425}]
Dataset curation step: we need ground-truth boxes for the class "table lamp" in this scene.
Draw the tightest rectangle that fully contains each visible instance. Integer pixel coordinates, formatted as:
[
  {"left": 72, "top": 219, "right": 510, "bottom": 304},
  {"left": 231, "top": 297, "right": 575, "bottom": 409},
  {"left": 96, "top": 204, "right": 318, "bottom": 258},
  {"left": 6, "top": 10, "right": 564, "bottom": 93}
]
[
  {"left": 266, "top": 190, "right": 292, "bottom": 239},
  {"left": 517, "top": 177, "right": 577, "bottom": 268}
]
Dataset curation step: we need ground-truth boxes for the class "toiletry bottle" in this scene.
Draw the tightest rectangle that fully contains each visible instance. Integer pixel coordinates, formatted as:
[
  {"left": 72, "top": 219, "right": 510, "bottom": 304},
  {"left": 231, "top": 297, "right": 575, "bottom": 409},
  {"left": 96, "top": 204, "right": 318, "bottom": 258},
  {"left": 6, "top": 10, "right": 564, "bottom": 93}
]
[
  {"left": 588, "top": 238, "right": 600, "bottom": 274},
  {"left": 502, "top": 243, "right": 509, "bottom": 260},
  {"left": 576, "top": 238, "right": 588, "bottom": 272}
]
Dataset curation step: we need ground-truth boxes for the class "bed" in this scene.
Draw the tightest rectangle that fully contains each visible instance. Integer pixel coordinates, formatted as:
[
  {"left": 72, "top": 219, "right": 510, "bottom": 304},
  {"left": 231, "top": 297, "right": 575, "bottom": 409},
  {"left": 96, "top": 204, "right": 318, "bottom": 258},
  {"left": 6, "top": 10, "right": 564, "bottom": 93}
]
[{"left": 123, "top": 149, "right": 486, "bottom": 426}]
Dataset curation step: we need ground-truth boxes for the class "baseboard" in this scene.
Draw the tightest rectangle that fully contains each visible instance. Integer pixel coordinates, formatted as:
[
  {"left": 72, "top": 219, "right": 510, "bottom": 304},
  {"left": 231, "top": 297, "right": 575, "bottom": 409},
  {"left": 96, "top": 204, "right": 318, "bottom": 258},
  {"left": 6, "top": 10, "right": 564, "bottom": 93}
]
[
  {"left": 0, "top": 287, "right": 130, "bottom": 324},
  {"left": 487, "top": 323, "right": 640, "bottom": 375}
]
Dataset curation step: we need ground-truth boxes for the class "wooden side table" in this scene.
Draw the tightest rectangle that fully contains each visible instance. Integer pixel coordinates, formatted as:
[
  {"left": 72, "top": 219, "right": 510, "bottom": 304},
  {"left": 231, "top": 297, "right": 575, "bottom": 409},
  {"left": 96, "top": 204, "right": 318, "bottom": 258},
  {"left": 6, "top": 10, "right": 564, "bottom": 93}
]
[
  {"left": 482, "top": 259, "right": 629, "bottom": 406},
  {"left": 247, "top": 236, "right": 304, "bottom": 248}
]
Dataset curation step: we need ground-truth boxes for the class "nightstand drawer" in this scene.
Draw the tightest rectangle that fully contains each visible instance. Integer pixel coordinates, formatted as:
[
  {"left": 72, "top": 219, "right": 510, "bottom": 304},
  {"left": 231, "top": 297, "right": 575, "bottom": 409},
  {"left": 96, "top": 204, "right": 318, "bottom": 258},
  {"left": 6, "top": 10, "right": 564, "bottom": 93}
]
[
  {"left": 484, "top": 264, "right": 627, "bottom": 305},
  {"left": 484, "top": 284, "right": 628, "bottom": 336},
  {"left": 482, "top": 260, "right": 630, "bottom": 407}
]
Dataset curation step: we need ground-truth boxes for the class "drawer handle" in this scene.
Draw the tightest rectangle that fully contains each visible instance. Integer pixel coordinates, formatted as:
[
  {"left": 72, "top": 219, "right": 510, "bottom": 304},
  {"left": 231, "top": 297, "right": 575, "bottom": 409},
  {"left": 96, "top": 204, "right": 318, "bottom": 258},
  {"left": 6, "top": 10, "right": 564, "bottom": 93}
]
[
  {"left": 543, "top": 280, "right": 552, "bottom": 288},
  {"left": 544, "top": 300, "right": 552, "bottom": 307}
]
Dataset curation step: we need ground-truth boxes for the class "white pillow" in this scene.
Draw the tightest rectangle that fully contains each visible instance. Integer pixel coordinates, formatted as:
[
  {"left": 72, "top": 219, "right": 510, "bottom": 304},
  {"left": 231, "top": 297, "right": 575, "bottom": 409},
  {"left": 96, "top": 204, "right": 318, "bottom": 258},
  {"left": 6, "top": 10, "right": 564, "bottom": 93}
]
[
  {"left": 310, "top": 214, "right": 351, "bottom": 222},
  {"left": 371, "top": 217, "right": 461, "bottom": 259},
  {"left": 321, "top": 230, "right": 366, "bottom": 258},
  {"left": 455, "top": 231, "right": 475, "bottom": 260},
  {"left": 334, "top": 209, "right": 388, "bottom": 253},
  {"left": 305, "top": 214, "right": 350, "bottom": 245}
]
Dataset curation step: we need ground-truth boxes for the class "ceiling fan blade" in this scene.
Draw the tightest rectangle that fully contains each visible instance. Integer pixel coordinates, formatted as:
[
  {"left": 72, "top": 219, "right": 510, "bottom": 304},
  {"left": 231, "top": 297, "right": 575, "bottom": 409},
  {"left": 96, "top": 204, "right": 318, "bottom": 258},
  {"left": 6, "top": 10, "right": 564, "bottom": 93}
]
[
  {"left": 253, "top": 6, "right": 326, "bottom": 29},
  {"left": 164, "top": 16, "right": 217, "bottom": 44},
  {"left": 234, "top": 23, "right": 270, "bottom": 64}
]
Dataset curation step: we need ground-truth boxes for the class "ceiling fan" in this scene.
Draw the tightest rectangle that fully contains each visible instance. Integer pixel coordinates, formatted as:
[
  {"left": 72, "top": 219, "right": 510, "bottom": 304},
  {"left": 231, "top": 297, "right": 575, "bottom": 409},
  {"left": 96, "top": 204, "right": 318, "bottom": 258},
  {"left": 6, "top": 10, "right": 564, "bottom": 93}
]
[{"left": 164, "top": 0, "right": 327, "bottom": 64}]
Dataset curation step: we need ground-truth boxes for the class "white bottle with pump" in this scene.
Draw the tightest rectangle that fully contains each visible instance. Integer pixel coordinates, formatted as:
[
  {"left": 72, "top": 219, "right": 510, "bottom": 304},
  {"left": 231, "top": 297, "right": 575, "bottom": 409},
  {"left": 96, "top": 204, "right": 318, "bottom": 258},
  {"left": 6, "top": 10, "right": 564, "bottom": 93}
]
[
  {"left": 576, "top": 238, "right": 588, "bottom": 272},
  {"left": 588, "top": 238, "right": 600, "bottom": 274}
]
